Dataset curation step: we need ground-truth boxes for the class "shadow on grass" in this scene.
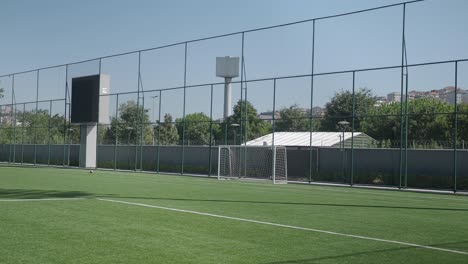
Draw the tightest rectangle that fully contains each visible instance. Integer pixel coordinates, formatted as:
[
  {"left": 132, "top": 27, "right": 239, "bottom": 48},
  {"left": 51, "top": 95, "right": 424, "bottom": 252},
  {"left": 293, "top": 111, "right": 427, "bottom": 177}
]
[
  {"left": 263, "top": 240, "right": 468, "bottom": 263},
  {"left": 99, "top": 196, "right": 468, "bottom": 212},
  {"left": 0, "top": 188, "right": 97, "bottom": 199}
]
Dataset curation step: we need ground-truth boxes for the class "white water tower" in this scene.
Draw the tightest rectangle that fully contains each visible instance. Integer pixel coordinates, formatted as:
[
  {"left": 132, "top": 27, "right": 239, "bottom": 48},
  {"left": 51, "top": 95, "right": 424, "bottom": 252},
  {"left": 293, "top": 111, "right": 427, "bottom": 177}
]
[{"left": 216, "top": 56, "right": 240, "bottom": 119}]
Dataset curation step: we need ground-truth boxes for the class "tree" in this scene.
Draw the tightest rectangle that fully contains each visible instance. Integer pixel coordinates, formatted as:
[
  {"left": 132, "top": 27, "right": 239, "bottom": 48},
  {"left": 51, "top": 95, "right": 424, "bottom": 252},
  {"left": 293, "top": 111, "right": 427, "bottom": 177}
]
[
  {"left": 360, "top": 98, "right": 454, "bottom": 147},
  {"left": 321, "top": 88, "right": 376, "bottom": 131},
  {"left": 275, "top": 105, "right": 320, "bottom": 132},
  {"left": 449, "top": 103, "right": 468, "bottom": 148},
  {"left": 103, "top": 101, "right": 152, "bottom": 144},
  {"left": 158, "top": 114, "right": 179, "bottom": 145},
  {"left": 221, "top": 100, "right": 271, "bottom": 143},
  {"left": 0, "top": 107, "right": 78, "bottom": 145},
  {"left": 175, "top": 112, "right": 219, "bottom": 145}
]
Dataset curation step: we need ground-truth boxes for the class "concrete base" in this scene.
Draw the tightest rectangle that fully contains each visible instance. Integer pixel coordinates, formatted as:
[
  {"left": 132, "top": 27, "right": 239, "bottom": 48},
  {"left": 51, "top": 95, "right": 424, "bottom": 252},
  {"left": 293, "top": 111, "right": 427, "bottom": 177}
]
[{"left": 79, "top": 124, "right": 97, "bottom": 169}]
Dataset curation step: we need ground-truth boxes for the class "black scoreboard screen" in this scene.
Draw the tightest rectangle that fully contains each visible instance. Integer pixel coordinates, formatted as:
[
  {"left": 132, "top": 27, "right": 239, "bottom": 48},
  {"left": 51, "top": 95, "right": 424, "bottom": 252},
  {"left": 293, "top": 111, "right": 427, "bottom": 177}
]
[{"left": 71, "top": 75, "right": 100, "bottom": 124}]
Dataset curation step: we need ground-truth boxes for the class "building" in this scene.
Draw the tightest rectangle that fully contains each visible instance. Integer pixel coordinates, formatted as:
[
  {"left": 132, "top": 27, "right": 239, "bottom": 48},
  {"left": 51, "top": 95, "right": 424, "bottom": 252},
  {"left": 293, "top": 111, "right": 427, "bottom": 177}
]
[
  {"left": 374, "top": 96, "right": 387, "bottom": 107},
  {"left": 443, "top": 91, "right": 462, "bottom": 105},
  {"left": 0, "top": 106, "right": 13, "bottom": 124},
  {"left": 463, "top": 93, "right": 468, "bottom": 104},
  {"left": 387, "top": 92, "right": 401, "bottom": 103},
  {"left": 258, "top": 111, "right": 280, "bottom": 124},
  {"left": 246, "top": 132, "right": 376, "bottom": 148},
  {"left": 311, "top": 106, "right": 326, "bottom": 117}
]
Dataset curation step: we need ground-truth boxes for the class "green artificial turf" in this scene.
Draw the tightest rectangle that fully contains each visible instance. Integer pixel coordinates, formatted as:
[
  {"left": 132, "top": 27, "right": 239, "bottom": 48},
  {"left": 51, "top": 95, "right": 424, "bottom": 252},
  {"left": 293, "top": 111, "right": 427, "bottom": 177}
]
[{"left": 1, "top": 166, "right": 468, "bottom": 263}]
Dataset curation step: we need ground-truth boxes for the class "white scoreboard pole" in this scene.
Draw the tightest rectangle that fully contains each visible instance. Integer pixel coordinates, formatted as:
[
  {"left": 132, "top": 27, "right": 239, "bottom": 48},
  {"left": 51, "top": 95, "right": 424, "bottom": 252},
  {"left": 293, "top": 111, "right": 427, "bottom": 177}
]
[{"left": 76, "top": 74, "right": 110, "bottom": 169}]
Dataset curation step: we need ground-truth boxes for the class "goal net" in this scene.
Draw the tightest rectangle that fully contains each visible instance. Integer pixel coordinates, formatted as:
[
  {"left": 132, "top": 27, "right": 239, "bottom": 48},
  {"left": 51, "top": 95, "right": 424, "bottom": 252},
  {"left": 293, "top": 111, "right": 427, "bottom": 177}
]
[{"left": 217, "top": 145, "right": 288, "bottom": 184}]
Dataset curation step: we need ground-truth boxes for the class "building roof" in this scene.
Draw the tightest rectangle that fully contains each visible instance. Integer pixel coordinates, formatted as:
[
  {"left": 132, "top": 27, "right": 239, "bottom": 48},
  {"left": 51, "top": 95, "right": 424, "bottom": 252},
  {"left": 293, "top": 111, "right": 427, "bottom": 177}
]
[{"left": 246, "top": 132, "right": 364, "bottom": 147}]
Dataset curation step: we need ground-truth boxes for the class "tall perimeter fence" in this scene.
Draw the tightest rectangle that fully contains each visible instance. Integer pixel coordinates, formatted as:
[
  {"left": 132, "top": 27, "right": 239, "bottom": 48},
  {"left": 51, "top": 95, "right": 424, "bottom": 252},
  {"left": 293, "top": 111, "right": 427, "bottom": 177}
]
[{"left": 1, "top": 0, "right": 467, "bottom": 192}]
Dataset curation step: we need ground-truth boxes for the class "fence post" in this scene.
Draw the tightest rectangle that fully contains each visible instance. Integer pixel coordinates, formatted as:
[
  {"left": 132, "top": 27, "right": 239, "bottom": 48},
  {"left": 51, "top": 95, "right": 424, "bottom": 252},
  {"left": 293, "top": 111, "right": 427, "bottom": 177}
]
[
  {"left": 48, "top": 100, "right": 52, "bottom": 166},
  {"left": 351, "top": 71, "right": 355, "bottom": 186},
  {"left": 134, "top": 54, "right": 141, "bottom": 171},
  {"left": 453, "top": 61, "right": 458, "bottom": 192},
  {"left": 34, "top": 70, "right": 39, "bottom": 166},
  {"left": 157, "top": 91, "right": 162, "bottom": 174},
  {"left": 309, "top": 19, "right": 316, "bottom": 184},
  {"left": 62, "top": 65, "right": 68, "bottom": 166},
  {"left": 398, "top": 3, "right": 406, "bottom": 189},
  {"left": 10, "top": 74, "right": 15, "bottom": 164},
  {"left": 181, "top": 42, "right": 188, "bottom": 175},
  {"left": 114, "top": 94, "right": 119, "bottom": 170},
  {"left": 21, "top": 103, "right": 25, "bottom": 165},
  {"left": 208, "top": 84, "right": 214, "bottom": 176}
]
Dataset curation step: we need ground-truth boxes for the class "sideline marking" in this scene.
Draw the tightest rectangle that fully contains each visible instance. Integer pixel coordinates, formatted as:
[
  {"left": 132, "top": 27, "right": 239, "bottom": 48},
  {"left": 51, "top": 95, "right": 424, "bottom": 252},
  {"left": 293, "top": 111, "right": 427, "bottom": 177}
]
[
  {"left": 0, "top": 198, "right": 85, "bottom": 202},
  {"left": 97, "top": 198, "right": 468, "bottom": 256}
]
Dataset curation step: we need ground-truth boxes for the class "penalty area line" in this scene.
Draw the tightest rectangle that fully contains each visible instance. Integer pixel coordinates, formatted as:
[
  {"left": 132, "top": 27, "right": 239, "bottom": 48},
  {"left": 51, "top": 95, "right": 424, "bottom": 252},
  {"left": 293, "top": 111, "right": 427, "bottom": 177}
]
[
  {"left": 97, "top": 198, "right": 468, "bottom": 256},
  {"left": 0, "top": 198, "right": 86, "bottom": 202}
]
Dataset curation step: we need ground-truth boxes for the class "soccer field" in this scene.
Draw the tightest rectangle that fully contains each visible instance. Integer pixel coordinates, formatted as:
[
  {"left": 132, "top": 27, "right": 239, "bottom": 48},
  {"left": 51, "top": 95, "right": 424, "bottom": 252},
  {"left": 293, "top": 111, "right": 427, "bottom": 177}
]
[{"left": 1, "top": 167, "right": 468, "bottom": 263}]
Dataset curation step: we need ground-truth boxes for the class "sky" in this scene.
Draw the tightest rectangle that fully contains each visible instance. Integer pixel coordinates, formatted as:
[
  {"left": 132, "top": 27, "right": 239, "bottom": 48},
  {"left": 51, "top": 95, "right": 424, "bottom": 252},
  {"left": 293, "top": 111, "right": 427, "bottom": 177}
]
[{"left": 1, "top": 0, "right": 467, "bottom": 121}]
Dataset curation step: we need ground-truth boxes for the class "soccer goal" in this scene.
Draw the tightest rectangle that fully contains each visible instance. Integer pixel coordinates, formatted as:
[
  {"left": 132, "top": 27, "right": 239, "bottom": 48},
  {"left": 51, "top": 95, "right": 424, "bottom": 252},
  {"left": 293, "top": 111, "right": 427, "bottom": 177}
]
[{"left": 217, "top": 145, "right": 288, "bottom": 184}]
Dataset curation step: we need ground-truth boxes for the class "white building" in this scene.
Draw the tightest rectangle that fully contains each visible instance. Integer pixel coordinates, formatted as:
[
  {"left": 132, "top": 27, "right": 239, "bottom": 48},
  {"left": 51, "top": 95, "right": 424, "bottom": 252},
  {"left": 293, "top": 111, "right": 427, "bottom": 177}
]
[
  {"left": 442, "top": 91, "right": 465, "bottom": 105},
  {"left": 387, "top": 92, "right": 401, "bottom": 103},
  {"left": 246, "top": 132, "right": 375, "bottom": 148}
]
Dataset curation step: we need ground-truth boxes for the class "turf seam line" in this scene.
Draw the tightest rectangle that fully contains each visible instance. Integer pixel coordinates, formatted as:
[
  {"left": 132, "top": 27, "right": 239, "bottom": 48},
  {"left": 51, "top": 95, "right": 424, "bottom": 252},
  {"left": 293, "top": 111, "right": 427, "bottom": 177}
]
[
  {"left": 0, "top": 198, "right": 85, "bottom": 202},
  {"left": 312, "top": 187, "right": 468, "bottom": 202},
  {"left": 96, "top": 198, "right": 468, "bottom": 256}
]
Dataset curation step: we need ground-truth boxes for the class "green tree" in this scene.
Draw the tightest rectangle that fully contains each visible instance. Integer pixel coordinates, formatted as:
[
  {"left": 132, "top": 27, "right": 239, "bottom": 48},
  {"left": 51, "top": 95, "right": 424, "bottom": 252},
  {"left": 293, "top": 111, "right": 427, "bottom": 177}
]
[
  {"left": 275, "top": 105, "right": 321, "bottom": 132},
  {"left": 450, "top": 103, "right": 468, "bottom": 148},
  {"left": 361, "top": 98, "right": 454, "bottom": 147},
  {"left": 158, "top": 114, "right": 179, "bottom": 145},
  {"left": 175, "top": 112, "right": 220, "bottom": 145},
  {"left": 18, "top": 109, "right": 50, "bottom": 144},
  {"left": 360, "top": 102, "right": 401, "bottom": 144},
  {"left": 104, "top": 101, "right": 152, "bottom": 145},
  {"left": 1, "top": 108, "right": 78, "bottom": 145},
  {"left": 220, "top": 100, "right": 271, "bottom": 143},
  {"left": 321, "top": 88, "right": 376, "bottom": 131}
]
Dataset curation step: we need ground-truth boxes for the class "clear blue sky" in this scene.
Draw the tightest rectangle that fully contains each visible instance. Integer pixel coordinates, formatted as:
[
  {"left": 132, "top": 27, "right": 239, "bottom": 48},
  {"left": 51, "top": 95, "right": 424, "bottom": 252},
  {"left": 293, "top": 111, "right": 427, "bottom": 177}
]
[{"left": 1, "top": 0, "right": 467, "bottom": 120}]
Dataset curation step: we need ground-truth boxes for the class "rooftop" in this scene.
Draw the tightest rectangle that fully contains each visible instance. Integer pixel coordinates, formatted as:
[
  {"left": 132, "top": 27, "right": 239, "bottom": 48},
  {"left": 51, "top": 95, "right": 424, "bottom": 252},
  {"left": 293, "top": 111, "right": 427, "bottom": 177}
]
[{"left": 246, "top": 132, "right": 364, "bottom": 147}]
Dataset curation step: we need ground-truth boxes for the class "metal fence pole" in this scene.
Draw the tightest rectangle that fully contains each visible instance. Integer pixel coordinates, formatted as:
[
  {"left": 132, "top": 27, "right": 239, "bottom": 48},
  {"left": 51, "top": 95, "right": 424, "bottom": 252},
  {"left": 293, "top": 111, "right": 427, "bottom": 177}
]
[
  {"left": 242, "top": 61, "right": 249, "bottom": 177},
  {"left": 139, "top": 91, "right": 145, "bottom": 171},
  {"left": 398, "top": 4, "right": 406, "bottom": 189},
  {"left": 114, "top": 94, "right": 119, "bottom": 170},
  {"left": 239, "top": 33, "right": 245, "bottom": 139},
  {"left": 10, "top": 74, "right": 15, "bottom": 164},
  {"left": 34, "top": 70, "right": 39, "bottom": 166},
  {"left": 272, "top": 79, "right": 277, "bottom": 181},
  {"left": 63, "top": 65, "right": 68, "bottom": 166},
  {"left": 96, "top": 58, "right": 102, "bottom": 169},
  {"left": 135, "top": 53, "right": 141, "bottom": 171},
  {"left": 208, "top": 84, "right": 214, "bottom": 176},
  {"left": 351, "top": 71, "right": 355, "bottom": 186},
  {"left": 157, "top": 90, "right": 162, "bottom": 174},
  {"left": 241, "top": 33, "right": 249, "bottom": 177},
  {"left": 48, "top": 100, "right": 52, "bottom": 166},
  {"left": 453, "top": 61, "right": 458, "bottom": 192},
  {"left": 12, "top": 101, "right": 17, "bottom": 163},
  {"left": 181, "top": 42, "right": 188, "bottom": 175},
  {"left": 404, "top": 59, "right": 409, "bottom": 188},
  {"left": 309, "top": 19, "right": 316, "bottom": 183},
  {"left": 21, "top": 103, "right": 25, "bottom": 165},
  {"left": 272, "top": 79, "right": 276, "bottom": 146}
]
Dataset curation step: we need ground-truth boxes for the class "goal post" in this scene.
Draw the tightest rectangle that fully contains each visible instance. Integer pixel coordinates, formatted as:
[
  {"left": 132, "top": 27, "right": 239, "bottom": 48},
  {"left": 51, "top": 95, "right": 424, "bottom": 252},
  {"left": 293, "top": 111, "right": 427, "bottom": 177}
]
[{"left": 217, "top": 145, "right": 288, "bottom": 184}]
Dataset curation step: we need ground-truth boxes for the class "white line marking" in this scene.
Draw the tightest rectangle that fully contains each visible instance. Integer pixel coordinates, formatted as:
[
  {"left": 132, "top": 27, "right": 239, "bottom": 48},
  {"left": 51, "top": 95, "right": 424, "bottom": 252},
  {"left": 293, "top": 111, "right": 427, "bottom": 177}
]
[
  {"left": 97, "top": 198, "right": 468, "bottom": 256},
  {"left": 0, "top": 198, "right": 85, "bottom": 202}
]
